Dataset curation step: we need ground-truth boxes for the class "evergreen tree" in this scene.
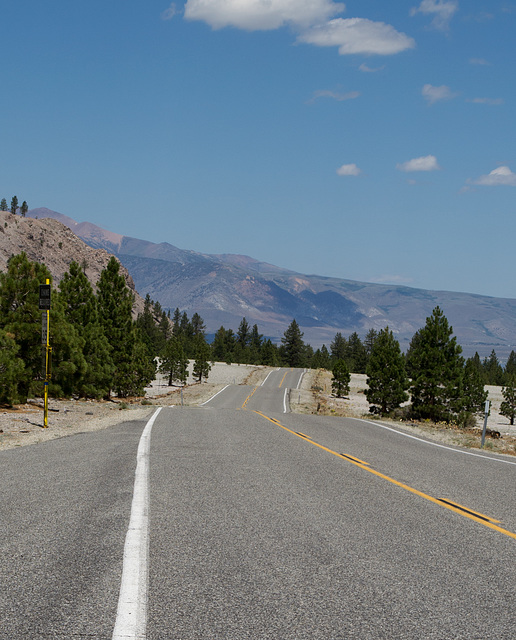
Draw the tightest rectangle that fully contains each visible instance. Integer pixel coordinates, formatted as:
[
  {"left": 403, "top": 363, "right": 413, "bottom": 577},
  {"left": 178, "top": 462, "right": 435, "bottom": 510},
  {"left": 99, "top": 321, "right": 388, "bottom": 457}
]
[
  {"left": 312, "top": 344, "right": 331, "bottom": 370},
  {"left": 193, "top": 338, "right": 211, "bottom": 382},
  {"left": 171, "top": 308, "right": 182, "bottom": 337},
  {"left": 261, "top": 339, "right": 278, "bottom": 366},
  {"left": 0, "top": 253, "right": 53, "bottom": 399},
  {"left": 500, "top": 376, "right": 516, "bottom": 425},
  {"left": 346, "top": 332, "right": 367, "bottom": 373},
  {"left": 211, "top": 326, "right": 235, "bottom": 363},
  {"left": 0, "top": 198, "right": 7, "bottom": 211},
  {"left": 483, "top": 350, "right": 504, "bottom": 386},
  {"left": 365, "top": 327, "right": 409, "bottom": 416},
  {"left": 160, "top": 337, "right": 188, "bottom": 385},
  {"left": 10, "top": 195, "right": 18, "bottom": 214},
  {"left": 59, "top": 260, "right": 113, "bottom": 398},
  {"left": 331, "top": 359, "right": 350, "bottom": 397},
  {"left": 505, "top": 351, "right": 516, "bottom": 380},
  {"left": 462, "top": 357, "right": 488, "bottom": 414},
  {"left": 405, "top": 329, "right": 422, "bottom": 379},
  {"left": 409, "top": 306, "right": 464, "bottom": 422},
  {"left": 237, "top": 317, "right": 251, "bottom": 348},
  {"left": 364, "top": 328, "right": 379, "bottom": 360},
  {"left": 20, "top": 201, "right": 28, "bottom": 217},
  {"left": 135, "top": 294, "right": 166, "bottom": 357},
  {"left": 281, "top": 319, "right": 305, "bottom": 367},
  {"left": 191, "top": 312, "right": 206, "bottom": 338},
  {"left": 330, "top": 332, "right": 347, "bottom": 362},
  {"left": 97, "top": 257, "right": 154, "bottom": 397},
  {"left": 0, "top": 329, "right": 25, "bottom": 405},
  {"left": 249, "top": 324, "right": 263, "bottom": 364}
]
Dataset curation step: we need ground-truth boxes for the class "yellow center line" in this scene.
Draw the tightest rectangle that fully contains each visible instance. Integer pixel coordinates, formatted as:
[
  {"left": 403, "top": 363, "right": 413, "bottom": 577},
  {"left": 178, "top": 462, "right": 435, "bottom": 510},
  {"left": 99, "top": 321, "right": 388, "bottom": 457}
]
[
  {"left": 253, "top": 410, "right": 516, "bottom": 541},
  {"left": 278, "top": 370, "right": 290, "bottom": 389},
  {"left": 241, "top": 386, "right": 258, "bottom": 410}
]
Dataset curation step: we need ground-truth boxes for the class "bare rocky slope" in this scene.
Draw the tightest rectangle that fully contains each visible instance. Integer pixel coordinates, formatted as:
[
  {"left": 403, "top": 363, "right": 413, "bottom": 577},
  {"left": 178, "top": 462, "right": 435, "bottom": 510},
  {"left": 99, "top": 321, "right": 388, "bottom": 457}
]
[{"left": 0, "top": 210, "right": 145, "bottom": 316}]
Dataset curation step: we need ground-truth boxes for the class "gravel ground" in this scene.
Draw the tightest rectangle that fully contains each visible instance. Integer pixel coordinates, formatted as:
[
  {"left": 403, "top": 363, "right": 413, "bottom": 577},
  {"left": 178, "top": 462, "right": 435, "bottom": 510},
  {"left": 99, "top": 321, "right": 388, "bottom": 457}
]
[{"left": 1, "top": 365, "right": 515, "bottom": 456}]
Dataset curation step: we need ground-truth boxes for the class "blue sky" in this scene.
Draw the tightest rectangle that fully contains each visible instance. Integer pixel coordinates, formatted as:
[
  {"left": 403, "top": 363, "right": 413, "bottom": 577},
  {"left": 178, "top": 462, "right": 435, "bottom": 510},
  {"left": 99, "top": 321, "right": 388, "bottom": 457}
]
[{"left": 2, "top": 1, "right": 515, "bottom": 298}]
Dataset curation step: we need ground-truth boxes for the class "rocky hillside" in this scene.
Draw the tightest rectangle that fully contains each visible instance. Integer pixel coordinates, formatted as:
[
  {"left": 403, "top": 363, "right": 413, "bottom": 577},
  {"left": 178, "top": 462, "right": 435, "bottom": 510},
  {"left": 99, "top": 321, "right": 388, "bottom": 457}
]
[{"left": 0, "top": 210, "right": 145, "bottom": 316}]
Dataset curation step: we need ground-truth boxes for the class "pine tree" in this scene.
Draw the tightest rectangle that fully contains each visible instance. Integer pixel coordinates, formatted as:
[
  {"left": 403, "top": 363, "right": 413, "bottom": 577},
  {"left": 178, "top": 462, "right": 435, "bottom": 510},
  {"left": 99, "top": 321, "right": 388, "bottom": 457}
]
[
  {"left": 0, "top": 198, "right": 8, "bottom": 211},
  {"left": 193, "top": 338, "right": 211, "bottom": 383},
  {"left": 330, "top": 332, "right": 347, "bottom": 362},
  {"left": 0, "top": 253, "right": 53, "bottom": 399},
  {"left": 20, "top": 201, "right": 28, "bottom": 217},
  {"left": 281, "top": 319, "right": 305, "bottom": 367},
  {"left": 237, "top": 317, "right": 250, "bottom": 347},
  {"left": 346, "top": 332, "right": 367, "bottom": 373},
  {"left": 59, "top": 260, "right": 113, "bottom": 398},
  {"left": 312, "top": 344, "right": 331, "bottom": 370},
  {"left": 505, "top": 351, "right": 516, "bottom": 380},
  {"left": 409, "top": 306, "right": 464, "bottom": 422},
  {"left": 365, "top": 327, "right": 409, "bottom": 416},
  {"left": 160, "top": 337, "right": 188, "bottom": 385},
  {"left": 261, "top": 339, "right": 278, "bottom": 366},
  {"left": 97, "top": 257, "right": 154, "bottom": 397},
  {"left": 0, "top": 329, "right": 25, "bottom": 405},
  {"left": 10, "top": 195, "right": 18, "bottom": 214},
  {"left": 331, "top": 359, "right": 350, "bottom": 397},
  {"left": 500, "top": 376, "right": 516, "bottom": 425},
  {"left": 483, "top": 350, "right": 504, "bottom": 386},
  {"left": 249, "top": 324, "right": 263, "bottom": 364},
  {"left": 462, "top": 357, "right": 488, "bottom": 414},
  {"left": 364, "top": 328, "right": 379, "bottom": 360}
]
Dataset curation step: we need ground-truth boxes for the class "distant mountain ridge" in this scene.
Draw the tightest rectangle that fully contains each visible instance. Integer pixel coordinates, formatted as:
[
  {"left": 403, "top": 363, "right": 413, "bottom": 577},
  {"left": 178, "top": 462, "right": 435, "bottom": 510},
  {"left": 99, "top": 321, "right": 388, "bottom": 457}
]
[{"left": 27, "top": 208, "right": 516, "bottom": 359}]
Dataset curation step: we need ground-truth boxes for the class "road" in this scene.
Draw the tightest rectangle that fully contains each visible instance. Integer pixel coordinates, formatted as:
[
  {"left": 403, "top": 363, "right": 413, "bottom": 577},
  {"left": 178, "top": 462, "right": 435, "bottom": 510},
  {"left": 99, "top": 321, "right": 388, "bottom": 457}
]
[{"left": 1, "top": 368, "right": 515, "bottom": 639}]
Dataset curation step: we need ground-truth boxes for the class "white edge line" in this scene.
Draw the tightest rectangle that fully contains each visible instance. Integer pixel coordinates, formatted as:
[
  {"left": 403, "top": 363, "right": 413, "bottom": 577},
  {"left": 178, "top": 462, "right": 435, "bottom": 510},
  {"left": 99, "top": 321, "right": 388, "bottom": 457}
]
[
  {"left": 296, "top": 369, "right": 306, "bottom": 390},
  {"left": 357, "top": 417, "right": 516, "bottom": 467},
  {"left": 261, "top": 370, "right": 275, "bottom": 386},
  {"left": 283, "top": 388, "right": 288, "bottom": 414},
  {"left": 200, "top": 385, "right": 229, "bottom": 406},
  {"left": 112, "top": 407, "right": 162, "bottom": 640}
]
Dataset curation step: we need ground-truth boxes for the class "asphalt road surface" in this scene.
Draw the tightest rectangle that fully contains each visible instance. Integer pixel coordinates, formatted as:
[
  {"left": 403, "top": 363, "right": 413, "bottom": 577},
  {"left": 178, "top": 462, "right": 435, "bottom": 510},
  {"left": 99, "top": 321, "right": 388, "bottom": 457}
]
[{"left": 1, "top": 368, "right": 515, "bottom": 639}]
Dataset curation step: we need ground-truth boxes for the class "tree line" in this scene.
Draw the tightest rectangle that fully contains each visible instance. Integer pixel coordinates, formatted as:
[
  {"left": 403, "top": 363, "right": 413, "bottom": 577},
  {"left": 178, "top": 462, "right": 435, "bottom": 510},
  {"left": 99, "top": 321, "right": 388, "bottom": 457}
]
[
  {"left": 1, "top": 196, "right": 28, "bottom": 216},
  {"left": 2, "top": 252, "right": 515, "bottom": 426}
]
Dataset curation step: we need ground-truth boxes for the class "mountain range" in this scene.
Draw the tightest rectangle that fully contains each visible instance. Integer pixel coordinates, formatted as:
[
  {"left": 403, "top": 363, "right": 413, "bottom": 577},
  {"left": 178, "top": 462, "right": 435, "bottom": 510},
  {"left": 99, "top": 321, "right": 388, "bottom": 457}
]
[{"left": 26, "top": 207, "right": 516, "bottom": 360}]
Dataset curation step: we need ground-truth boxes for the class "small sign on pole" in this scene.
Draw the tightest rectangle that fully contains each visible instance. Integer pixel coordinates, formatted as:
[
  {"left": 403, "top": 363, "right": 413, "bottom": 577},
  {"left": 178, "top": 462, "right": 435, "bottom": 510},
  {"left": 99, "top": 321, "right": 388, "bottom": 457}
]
[
  {"left": 481, "top": 400, "right": 490, "bottom": 448},
  {"left": 39, "top": 284, "right": 51, "bottom": 310}
]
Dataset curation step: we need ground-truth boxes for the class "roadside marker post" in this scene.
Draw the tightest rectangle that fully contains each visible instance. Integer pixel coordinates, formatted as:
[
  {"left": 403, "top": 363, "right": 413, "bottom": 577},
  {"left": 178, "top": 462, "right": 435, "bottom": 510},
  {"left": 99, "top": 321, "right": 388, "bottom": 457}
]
[
  {"left": 39, "top": 280, "right": 51, "bottom": 428},
  {"left": 481, "top": 399, "right": 490, "bottom": 448}
]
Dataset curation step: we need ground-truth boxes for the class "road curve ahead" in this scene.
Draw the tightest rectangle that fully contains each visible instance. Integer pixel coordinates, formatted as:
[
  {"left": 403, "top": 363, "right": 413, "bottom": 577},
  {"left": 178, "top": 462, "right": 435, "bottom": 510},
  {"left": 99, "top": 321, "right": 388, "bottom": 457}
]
[{"left": 1, "top": 368, "right": 516, "bottom": 639}]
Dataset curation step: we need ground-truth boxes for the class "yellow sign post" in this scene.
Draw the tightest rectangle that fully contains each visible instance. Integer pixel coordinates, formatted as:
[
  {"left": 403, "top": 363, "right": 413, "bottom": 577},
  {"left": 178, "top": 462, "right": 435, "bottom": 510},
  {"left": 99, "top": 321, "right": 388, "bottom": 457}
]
[{"left": 39, "top": 280, "right": 51, "bottom": 428}]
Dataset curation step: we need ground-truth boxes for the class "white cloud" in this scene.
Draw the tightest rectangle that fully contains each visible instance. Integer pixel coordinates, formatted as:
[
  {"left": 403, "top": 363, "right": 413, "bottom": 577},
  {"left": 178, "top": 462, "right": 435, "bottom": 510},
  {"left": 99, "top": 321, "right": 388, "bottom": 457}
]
[
  {"left": 298, "top": 18, "right": 415, "bottom": 55},
  {"left": 468, "top": 97, "right": 504, "bottom": 105},
  {"left": 468, "top": 166, "right": 516, "bottom": 187},
  {"left": 337, "top": 163, "right": 361, "bottom": 176},
  {"left": 397, "top": 155, "right": 441, "bottom": 172},
  {"left": 183, "top": 2, "right": 414, "bottom": 57},
  {"left": 359, "top": 62, "right": 385, "bottom": 72},
  {"left": 161, "top": 3, "right": 178, "bottom": 20},
  {"left": 183, "top": 0, "right": 345, "bottom": 30},
  {"left": 308, "top": 89, "right": 360, "bottom": 103},
  {"left": 410, "top": 0, "right": 458, "bottom": 31},
  {"left": 422, "top": 83, "right": 458, "bottom": 104},
  {"left": 469, "top": 57, "right": 490, "bottom": 66}
]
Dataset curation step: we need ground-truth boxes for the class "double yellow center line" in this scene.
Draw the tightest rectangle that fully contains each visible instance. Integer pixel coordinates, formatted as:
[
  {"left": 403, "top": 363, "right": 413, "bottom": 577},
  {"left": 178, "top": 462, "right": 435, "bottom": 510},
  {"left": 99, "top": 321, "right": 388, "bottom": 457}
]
[{"left": 254, "top": 411, "right": 516, "bottom": 541}]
